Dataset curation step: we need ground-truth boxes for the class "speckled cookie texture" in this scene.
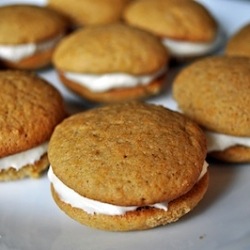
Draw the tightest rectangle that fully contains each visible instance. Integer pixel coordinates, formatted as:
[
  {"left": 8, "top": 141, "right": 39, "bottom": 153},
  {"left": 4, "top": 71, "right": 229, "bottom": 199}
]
[
  {"left": 48, "top": 102, "right": 208, "bottom": 231},
  {"left": 0, "top": 70, "right": 67, "bottom": 181},
  {"left": 123, "top": 0, "right": 217, "bottom": 42},
  {"left": 225, "top": 23, "right": 250, "bottom": 58},
  {"left": 53, "top": 23, "right": 168, "bottom": 74},
  {"left": 173, "top": 56, "right": 250, "bottom": 162},
  {"left": 53, "top": 23, "right": 169, "bottom": 103},
  {"left": 0, "top": 4, "right": 68, "bottom": 70},
  {"left": 48, "top": 0, "right": 132, "bottom": 26}
]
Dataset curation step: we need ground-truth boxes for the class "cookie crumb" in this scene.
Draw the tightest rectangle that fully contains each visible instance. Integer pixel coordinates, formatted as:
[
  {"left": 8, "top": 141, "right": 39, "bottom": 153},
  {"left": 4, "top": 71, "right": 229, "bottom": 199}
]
[{"left": 199, "top": 234, "right": 206, "bottom": 239}]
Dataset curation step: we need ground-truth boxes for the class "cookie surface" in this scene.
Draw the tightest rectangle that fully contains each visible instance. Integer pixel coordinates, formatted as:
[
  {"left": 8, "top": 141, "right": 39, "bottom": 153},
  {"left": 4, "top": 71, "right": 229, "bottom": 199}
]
[
  {"left": 48, "top": 0, "right": 132, "bottom": 26},
  {"left": 48, "top": 102, "right": 207, "bottom": 206},
  {"left": 53, "top": 23, "right": 168, "bottom": 74},
  {"left": 0, "top": 5, "right": 68, "bottom": 44},
  {"left": 225, "top": 23, "right": 250, "bottom": 58},
  {"left": 0, "top": 70, "right": 67, "bottom": 157},
  {"left": 173, "top": 56, "right": 250, "bottom": 136},
  {"left": 123, "top": 0, "right": 217, "bottom": 42}
]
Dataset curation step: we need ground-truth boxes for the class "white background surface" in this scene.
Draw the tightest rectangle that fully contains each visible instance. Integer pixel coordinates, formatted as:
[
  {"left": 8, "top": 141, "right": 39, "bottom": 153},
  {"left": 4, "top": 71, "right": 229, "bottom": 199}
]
[{"left": 0, "top": 0, "right": 250, "bottom": 249}]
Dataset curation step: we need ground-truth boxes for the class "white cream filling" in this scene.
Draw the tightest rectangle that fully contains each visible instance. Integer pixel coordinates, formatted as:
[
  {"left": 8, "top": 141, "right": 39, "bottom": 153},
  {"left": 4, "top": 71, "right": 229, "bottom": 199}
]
[
  {"left": 48, "top": 161, "right": 208, "bottom": 216},
  {"left": 0, "top": 34, "right": 64, "bottom": 62},
  {"left": 63, "top": 66, "right": 166, "bottom": 93},
  {"left": 198, "top": 161, "right": 208, "bottom": 181},
  {"left": 161, "top": 28, "right": 225, "bottom": 57},
  {"left": 0, "top": 142, "right": 48, "bottom": 171},
  {"left": 205, "top": 131, "right": 250, "bottom": 152}
]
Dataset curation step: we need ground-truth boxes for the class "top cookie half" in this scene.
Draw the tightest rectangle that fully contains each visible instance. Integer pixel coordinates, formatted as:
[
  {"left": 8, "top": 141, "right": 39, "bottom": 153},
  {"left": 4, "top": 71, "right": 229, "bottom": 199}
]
[
  {"left": 53, "top": 23, "right": 169, "bottom": 75},
  {"left": 0, "top": 70, "right": 67, "bottom": 157},
  {"left": 173, "top": 56, "right": 250, "bottom": 136},
  {"left": 123, "top": 0, "right": 217, "bottom": 42},
  {"left": 48, "top": 0, "right": 132, "bottom": 26},
  {"left": 225, "top": 23, "right": 250, "bottom": 59},
  {"left": 0, "top": 5, "right": 68, "bottom": 45}
]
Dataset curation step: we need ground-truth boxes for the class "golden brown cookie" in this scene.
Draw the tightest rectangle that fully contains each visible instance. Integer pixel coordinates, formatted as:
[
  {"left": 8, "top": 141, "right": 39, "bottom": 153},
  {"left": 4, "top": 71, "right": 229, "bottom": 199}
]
[
  {"left": 0, "top": 5, "right": 69, "bottom": 70},
  {"left": 173, "top": 56, "right": 250, "bottom": 162},
  {"left": 0, "top": 70, "right": 67, "bottom": 181},
  {"left": 225, "top": 23, "right": 250, "bottom": 59},
  {"left": 53, "top": 23, "right": 169, "bottom": 103},
  {"left": 47, "top": 0, "right": 132, "bottom": 26},
  {"left": 123, "top": 0, "right": 224, "bottom": 59},
  {"left": 48, "top": 102, "right": 208, "bottom": 231}
]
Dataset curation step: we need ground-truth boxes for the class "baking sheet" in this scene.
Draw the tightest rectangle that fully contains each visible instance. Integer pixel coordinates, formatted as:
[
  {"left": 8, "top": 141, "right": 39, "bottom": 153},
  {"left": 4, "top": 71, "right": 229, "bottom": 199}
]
[{"left": 0, "top": 0, "right": 250, "bottom": 249}]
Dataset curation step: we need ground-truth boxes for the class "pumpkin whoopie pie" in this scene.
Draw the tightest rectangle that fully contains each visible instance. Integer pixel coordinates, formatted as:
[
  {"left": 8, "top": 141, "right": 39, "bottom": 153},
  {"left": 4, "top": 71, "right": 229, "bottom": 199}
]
[
  {"left": 48, "top": 102, "right": 209, "bottom": 231},
  {"left": 225, "top": 23, "right": 250, "bottom": 59},
  {"left": 53, "top": 23, "right": 169, "bottom": 103},
  {"left": 47, "top": 0, "right": 132, "bottom": 27},
  {"left": 173, "top": 56, "right": 250, "bottom": 163},
  {"left": 123, "top": 0, "right": 225, "bottom": 60},
  {"left": 0, "top": 4, "right": 69, "bottom": 70},
  {"left": 0, "top": 70, "right": 67, "bottom": 181}
]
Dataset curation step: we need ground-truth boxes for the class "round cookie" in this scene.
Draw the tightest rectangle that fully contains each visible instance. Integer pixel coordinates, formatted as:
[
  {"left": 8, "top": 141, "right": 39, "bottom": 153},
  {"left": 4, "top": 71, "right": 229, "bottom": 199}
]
[
  {"left": 47, "top": 0, "right": 132, "bottom": 27},
  {"left": 53, "top": 23, "right": 169, "bottom": 103},
  {"left": 225, "top": 23, "right": 250, "bottom": 59},
  {"left": 123, "top": 0, "right": 224, "bottom": 60},
  {"left": 48, "top": 102, "right": 209, "bottom": 231},
  {"left": 0, "top": 70, "right": 67, "bottom": 181},
  {"left": 173, "top": 56, "right": 250, "bottom": 162},
  {"left": 0, "top": 5, "right": 69, "bottom": 70}
]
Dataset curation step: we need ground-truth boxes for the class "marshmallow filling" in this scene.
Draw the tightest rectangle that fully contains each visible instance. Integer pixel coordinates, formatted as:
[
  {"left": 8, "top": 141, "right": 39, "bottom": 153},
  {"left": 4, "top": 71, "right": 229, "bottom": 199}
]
[
  {"left": 0, "top": 34, "right": 64, "bottom": 62},
  {"left": 48, "top": 161, "right": 208, "bottom": 216},
  {"left": 205, "top": 131, "right": 250, "bottom": 152},
  {"left": 0, "top": 142, "right": 48, "bottom": 171},
  {"left": 162, "top": 28, "right": 225, "bottom": 57},
  {"left": 62, "top": 66, "right": 166, "bottom": 93}
]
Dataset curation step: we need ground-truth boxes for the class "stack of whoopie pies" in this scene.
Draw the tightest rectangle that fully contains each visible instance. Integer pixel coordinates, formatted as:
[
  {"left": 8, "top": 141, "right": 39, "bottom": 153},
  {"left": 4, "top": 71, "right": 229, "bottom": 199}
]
[{"left": 1, "top": 0, "right": 249, "bottom": 232}]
